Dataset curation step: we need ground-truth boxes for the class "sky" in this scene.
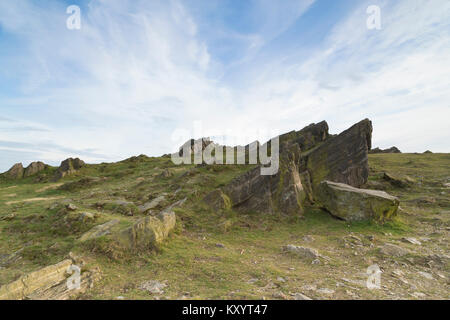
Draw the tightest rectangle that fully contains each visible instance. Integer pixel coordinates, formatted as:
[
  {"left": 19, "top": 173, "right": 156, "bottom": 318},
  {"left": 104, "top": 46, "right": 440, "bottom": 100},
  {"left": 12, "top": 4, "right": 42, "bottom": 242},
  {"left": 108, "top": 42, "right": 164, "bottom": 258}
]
[{"left": 0, "top": 0, "right": 449, "bottom": 172}]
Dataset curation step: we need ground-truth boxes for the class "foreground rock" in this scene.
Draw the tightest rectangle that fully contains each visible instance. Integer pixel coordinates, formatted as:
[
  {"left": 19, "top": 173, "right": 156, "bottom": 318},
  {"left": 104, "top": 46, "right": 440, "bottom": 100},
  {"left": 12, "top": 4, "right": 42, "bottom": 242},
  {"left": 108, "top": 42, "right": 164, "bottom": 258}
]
[
  {"left": 53, "top": 158, "right": 85, "bottom": 180},
  {"left": 115, "top": 211, "right": 176, "bottom": 251},
  {"left": 79, "top": 219, "right": 120, "bottom": 242},
  {"left": 283, "top": 245, "right": 320, "bottom": 260},
  {"left": 0, "top": 259, "right": 100, "bottom": 300},
  {"left": 316, "top": 181, "right": 399, "bottom": 222}
]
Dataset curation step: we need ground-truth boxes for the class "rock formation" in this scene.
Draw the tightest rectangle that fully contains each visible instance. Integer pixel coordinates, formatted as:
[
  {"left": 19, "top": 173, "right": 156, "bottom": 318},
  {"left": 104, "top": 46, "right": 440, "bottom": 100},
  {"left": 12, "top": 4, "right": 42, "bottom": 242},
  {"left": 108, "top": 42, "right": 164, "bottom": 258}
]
[
  {"left": 54, "top": 158, "right": 85, "bottom": 180},
  {"left": 369, "top": 146, "right": 401, "bottom": 154},
  {"left": 4, "top": 163, "right": 24, "bottom": 179},
  {"left": 3, "top": 161, "right": 47, "bottom": 179},
  {"left": 23, "top": 161, "right": 47, "bottom": 177},
  {"left": 206, "top": 119, "right": 380, "bottom": 218}
]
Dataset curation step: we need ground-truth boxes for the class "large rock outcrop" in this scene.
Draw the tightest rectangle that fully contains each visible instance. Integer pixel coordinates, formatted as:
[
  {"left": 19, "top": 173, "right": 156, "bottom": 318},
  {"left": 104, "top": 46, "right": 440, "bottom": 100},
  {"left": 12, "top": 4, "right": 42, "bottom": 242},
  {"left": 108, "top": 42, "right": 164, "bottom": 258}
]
[
  {"left": 4, "top": 163, "right": 24, "bottom": 179},
  {"left": 316, "top": 181, "right": 399, "bottom": 222},
  {"left": 300, "top": 119, "right": 372, "bottom": 196},
  {"left": 23, "top": 161, "right": 47, "bottom": 177},
  {"left": 54, "top": 158, "right": 85, "bottom": 180},
  {"left": 3, "top": 161, "right": 48, "bottom": 179},
  {"left": 222, "top": 143, "right": 307, "bottom": 215},
  {"left": 207, "top": 119, "right": 374, "bottom": 217}
]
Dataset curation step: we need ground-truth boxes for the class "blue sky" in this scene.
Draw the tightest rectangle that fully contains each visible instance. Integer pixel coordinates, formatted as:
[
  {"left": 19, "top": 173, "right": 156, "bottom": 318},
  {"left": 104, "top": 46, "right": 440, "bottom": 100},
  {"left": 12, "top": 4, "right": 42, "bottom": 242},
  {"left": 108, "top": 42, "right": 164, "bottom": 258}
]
[{"left": 0, "top": 0, "right": 449, "bottom": 171}]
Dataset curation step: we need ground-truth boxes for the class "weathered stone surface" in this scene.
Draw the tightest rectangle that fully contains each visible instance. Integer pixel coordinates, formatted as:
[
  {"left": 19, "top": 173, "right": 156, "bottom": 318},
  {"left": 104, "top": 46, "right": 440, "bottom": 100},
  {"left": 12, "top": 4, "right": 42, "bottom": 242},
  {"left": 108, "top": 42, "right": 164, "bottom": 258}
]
[
  {"left": 115, "top": 211, "right": 176, "bottom": 251},
  {"left": 4, "top": 163, "right": 24, "bottom": 179},
  {"left": 316, "top": 181, "right": 399, "bottom": 222},
  {"left": 204, "top": 189, "right": 232, "bottom": 211},
  {"left": 0, "top": 259, "right": 72, "bottom": 300},
  {"left": 79, "top": 219, "right": 120, "bottom": 242},
  {"left": 301, "top": 119, "right": 372, "bottom": 194},
  {"left": 96, "top": 200, "right": 139, "bottom": 216},
  {"left": 178, "top": 138, "right": 214, "bottom": 157},
  {"left": 380, "top": 243, "right": 410, "bottom": 257},
  {"left": 383, "top": 172, "right": 410, "bottom": 188},
  {"left": 216, "top": 119, "right": 372, "bottom": 217},
  {"left": 369, "top": 146, "right": 401, "bottom": 154},
  {"left": 54, "top": 158, "right": 85, "bottom": 180},
  {"left": 23, "top": 161, "right": 47, "bottom": 177},
  {"left": 222, "top": 143, "right": 306, "bottom": 215},
  {"left": 138, "top": 195, "right": 166, "bottom": 213},
  {"left": 283, "top": 245, "right": 320, "bottom": 259}
]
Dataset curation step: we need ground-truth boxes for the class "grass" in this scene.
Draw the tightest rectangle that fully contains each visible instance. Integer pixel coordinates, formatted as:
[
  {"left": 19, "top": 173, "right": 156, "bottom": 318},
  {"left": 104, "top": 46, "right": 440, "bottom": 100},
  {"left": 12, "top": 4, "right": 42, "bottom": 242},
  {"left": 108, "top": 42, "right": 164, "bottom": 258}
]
[{"left": 0, "top": 153, "right": 449, "bottom": 299}]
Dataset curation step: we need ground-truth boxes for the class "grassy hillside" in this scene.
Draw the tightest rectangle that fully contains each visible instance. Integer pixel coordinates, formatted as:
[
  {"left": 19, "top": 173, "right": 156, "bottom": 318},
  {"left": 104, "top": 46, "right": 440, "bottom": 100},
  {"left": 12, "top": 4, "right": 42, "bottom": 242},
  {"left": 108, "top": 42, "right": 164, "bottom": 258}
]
[{"left": 0, "top": 153, "right": 449, "bottom": 300}]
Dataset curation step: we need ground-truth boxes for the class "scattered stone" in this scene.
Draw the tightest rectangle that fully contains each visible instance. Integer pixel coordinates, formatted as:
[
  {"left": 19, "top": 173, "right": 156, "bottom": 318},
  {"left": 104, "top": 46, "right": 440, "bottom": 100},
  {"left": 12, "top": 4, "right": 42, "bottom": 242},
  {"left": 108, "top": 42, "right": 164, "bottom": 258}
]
[
  {"left": 418, "top": 271, "right": 433, "bottom": 280},
  {"left": 272, "top": 292, "right": 288, "bottom": 300},
  {"left": 293, "top": 293, "right": 312, "bottom": 300},
  {"left": 380, "top": 243, "right": 410, "bottom": 257},
  {"left": 402, "top": 237, "right": 421, "bottom": 245},
  {"left": 277, "top": 277, "right": 286, "bottom": 283},
  {"left": 317, "top": 288, "right": 335, "bottom": 295},
  {"left": 66, "top": 203, "right": 78, "bottom": 211},
  {"left": 283, "top": 245, "right": 319, "bottom": 259},
  {"left": 140, "top": 280, "right": 167, "bottom": 294},
  {"left": 138, "top": 195, "right": 166, "bottom": 213},
  {"left": 0, "top": 213, "right": 16, "bottom": 221},
  {"left": 383, "top": 172, "right": 409, "bottom": 188},
  {"left": 79, "top": 220, "right": 120, "bottom": 242},
  {"left": 116, "top": 296, "right": 125, "bottom": 300},
  {"left": 96, "top": 200, "right": 139, "bottom": 216},
  {"left": 412, "top": 292, "right": 426, "bottom": 298},
  {"left": 312, "top": 259, "right": 321, "bottom": 265},
  {"left": 215, "top": 243, "right": 225, "bottom": 248},
  {"left": 303, "top": 235, "right": 314, "bottom": 242},
  {"left": 316, "top": 181, "right": 399, "bottom": 222}
]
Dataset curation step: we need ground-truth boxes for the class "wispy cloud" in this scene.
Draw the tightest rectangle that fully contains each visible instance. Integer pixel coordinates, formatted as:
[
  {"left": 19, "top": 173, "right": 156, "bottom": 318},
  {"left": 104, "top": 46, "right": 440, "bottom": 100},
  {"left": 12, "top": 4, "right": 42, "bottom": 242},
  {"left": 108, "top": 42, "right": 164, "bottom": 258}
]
[{"left": 0, "top": 0, "right": 448, "bottom": 172}]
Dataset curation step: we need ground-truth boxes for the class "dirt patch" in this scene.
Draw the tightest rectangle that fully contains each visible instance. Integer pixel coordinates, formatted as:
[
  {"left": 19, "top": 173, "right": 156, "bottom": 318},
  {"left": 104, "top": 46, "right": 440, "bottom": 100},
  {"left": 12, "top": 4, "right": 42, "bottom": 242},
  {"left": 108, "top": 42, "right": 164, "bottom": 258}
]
[
  {"left": 36, "top": 183, "right": 64, "bottom": 193},
  {"left": 6, "top": 197, "right": 64, "bottom": 205}
]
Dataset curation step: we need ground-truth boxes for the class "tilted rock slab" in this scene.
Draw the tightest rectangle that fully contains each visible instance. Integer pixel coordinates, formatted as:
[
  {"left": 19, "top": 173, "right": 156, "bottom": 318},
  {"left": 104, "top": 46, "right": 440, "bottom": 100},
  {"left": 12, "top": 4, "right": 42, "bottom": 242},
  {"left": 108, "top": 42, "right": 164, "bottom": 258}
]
[
  {"left": 316, "top": 181, "right": 399, "bottom": 222},
  {"left": 114, "top": 211, "right": 176, "bottom": 251},
  {"left": 0, "top": 258, "right": 101, "bottom": 300},
  {"left": 212, "top": 119, "right": 373, "bottom": 216}
]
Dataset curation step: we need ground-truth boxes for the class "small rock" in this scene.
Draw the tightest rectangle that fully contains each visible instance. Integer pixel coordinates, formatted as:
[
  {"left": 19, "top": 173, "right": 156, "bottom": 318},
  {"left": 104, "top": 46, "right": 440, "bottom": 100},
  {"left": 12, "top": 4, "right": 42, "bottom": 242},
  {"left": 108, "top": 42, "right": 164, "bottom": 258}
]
[
  {"left": 116, "top": 296, "right": 125, "bottom": 300},
  {"left": 418, "top": 271, "right": 433, "bottom": 280},
  {"left": 317, "top": 288, "right": 335, "bottom": 295},
  {"left": 283, "top": 245, "right": 319, "bottom": 259},
  {"left": 411, "top": 292, "right": 426, "bottom": 298},
  {"left": 302, "top": 235, "right": 314, "bottom": 242},
  {"left": 293, "top": 293, "right": 312, "bottom": 300},
  {"left": 215, "top": 243, "right": 225, "bottom": 248},
  {"left": 277, "top": 277, "right": 286, "bottom": 283},
  {"left": 272, "top": 292, "right": 288, "bottom": 300},
  {"left": 66, "top": 203, "right": 78, "bottom": 211},
  {"left": 140, "top": 280, "right": 167, "bottom": 294},
  {"left": 402, "top": 237, "right": 421, "bottom": 245},
  {"left": 311, "top": 259, "right": 321, "bottom": 265},
  {"left": 380, "top": 243, "right": 409, "bottom": 257},
  {"left": 0, "top": 213, "right": 16, "bottom": 221}
]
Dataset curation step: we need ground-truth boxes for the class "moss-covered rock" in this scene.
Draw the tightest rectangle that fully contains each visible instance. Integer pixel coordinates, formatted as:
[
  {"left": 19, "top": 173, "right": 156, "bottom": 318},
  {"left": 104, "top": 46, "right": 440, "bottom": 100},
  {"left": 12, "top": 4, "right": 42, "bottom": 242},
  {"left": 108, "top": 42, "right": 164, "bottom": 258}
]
[{"left": 316, "top": 181, "right": 399, "bottom": 222}]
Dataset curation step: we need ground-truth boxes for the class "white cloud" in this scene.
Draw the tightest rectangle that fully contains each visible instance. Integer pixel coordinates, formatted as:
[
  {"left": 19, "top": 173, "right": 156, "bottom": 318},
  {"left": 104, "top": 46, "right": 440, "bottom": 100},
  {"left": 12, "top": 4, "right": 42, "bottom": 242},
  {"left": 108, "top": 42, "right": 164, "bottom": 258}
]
[{"left": 0, "top": 0, "right": 449, "bottom": 172}]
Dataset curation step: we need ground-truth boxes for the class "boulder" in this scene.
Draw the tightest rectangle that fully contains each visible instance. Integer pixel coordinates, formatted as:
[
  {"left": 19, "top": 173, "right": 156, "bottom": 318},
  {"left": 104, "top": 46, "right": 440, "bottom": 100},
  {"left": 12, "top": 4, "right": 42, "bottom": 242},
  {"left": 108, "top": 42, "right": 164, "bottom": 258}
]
[
  {"left": 369, "top": 146, "right": 401, "bottom": 154},
  {"left": 316, "top": 181, "right": 399, "bottom": 222},
  {"left": 380, "top": 243, "right": 410, "bottom": 257},
  {"left": 23, "top": 161, "right": 47, "bottom": 177},
  {"left": 383, "top": 172, "right": 410, "bottom": 188},
  {"left": 178, "top": 138, "right": 215, "bottom": 157},
  {"left": 54, "top": 158, "right": 85, "bottom": 180},
  {"left": 4, "top": 163, "right": 24, "bottom": 179},
  {"left": 114, "top": 211, "right": 176, "bottom": 251},
  {"left": 138, "top": 195, "right": 166, "bottom": 214},
  {"left": 283, "top": 245, "right": 320, "bottom": 259},
  {"left": 96, "top": 200, "right": 139, "bottom": 216}
]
